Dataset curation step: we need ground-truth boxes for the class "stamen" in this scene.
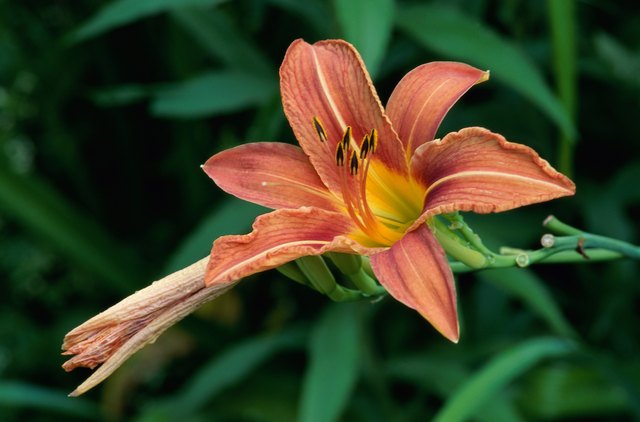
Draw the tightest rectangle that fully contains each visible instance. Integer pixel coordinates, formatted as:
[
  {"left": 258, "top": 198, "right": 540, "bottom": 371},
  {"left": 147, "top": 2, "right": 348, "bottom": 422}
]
[
  {"left": 312, "top": 116, "right": 328, "bottom": 143},
  {"left": 335, "top": 142, "right": 345, "bottom": 166},
  {"left": 359, "top": 134, "right": 370, "bottom": 159},
  {"left": 325, "top": 122, "right": 399, "bottom": 246},
  {"left": 342, "top": 126, "right": 352, "bottom": 151},
  {"left": 369, "top": 128, "right": 377, "bottom": 153},
  {"left": 349, "top": 150, "right": 358, "bottom": 175}
]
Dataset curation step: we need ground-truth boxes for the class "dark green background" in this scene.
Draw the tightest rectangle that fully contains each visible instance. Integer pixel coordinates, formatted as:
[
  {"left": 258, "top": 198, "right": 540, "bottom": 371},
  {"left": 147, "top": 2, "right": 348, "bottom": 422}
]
[{"left": 1, "top": 0, "right": 639, "bottom": 420}]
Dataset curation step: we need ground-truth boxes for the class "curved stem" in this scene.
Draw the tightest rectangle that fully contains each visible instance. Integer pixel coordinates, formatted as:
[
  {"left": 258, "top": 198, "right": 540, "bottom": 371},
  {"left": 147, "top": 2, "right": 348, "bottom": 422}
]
[{"left": 446, "top": 215, "right": 638, "bottom": 274}]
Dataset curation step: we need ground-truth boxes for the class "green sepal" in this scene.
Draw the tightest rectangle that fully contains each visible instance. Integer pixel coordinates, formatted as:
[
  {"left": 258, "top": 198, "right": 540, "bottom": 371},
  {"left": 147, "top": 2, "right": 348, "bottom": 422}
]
[
  {"left": 276, "top": 261, "right": 309, "bottom": 285},
  {"left": 327, "top": 252, "right": 362, "bottom": 275}
]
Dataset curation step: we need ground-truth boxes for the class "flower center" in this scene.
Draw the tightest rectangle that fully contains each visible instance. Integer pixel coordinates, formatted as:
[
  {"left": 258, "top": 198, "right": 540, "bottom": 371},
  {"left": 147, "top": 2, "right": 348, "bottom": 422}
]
[{"left": 312, "top": 116, "right": 424, "bottom": 247}]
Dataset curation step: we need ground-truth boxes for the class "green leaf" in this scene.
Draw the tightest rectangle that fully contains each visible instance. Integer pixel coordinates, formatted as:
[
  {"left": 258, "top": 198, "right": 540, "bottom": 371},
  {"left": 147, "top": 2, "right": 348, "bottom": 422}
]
[
  {"left": 479, "top": 268, "right": 577, "bottom": 338},
  {"left": 69, "top": 0, "right": 228, "bottom": 43},
  {"left": 593, "top": 33, "right": 640, "bottom": 90},
  {"left": 170, "top": 8, "right": 274, "bottom": 75},
  {"left": 91, "top": 84, "right": 151, "bottom": 107},
  {"left": 267, "top": 0, "right": 331, "bottom": 37},
  {"left": 0, "top": 380, "right": 100, "bottom": 419},
  {"left": 519, "top": 364, "right": 629, "bottom": 419},
  {"left": 299, "top": 303, "right": 361, "bottom": 422},
  {"left": 140, "top": 327, "right": 305, "bottom": 420},
  {"left": 163, "top": 197, "right": 267, "bottom": 273},
  {"left": 150, "top": 71, "right": 277, "bottom": 118},
  {"left": 397, "top": 4, "right": 575, "bottom": 140},
  {"left": 547, "top": 0, "right": 578, "bottom": 176},
  {"left": 333, "top": 0, "right": 395, "bottom": 77},
  {"left": 386, "top": 355, "right": 468, "bottom": 397},
  {"left": 0, "top": 165, "right": 141, "bottom": 294},
  {"left": 433, "top": 337, "right": 575, "bottom": 422},
  {"left": 387, "top": 354, "right": 525, "bottom": 422}
]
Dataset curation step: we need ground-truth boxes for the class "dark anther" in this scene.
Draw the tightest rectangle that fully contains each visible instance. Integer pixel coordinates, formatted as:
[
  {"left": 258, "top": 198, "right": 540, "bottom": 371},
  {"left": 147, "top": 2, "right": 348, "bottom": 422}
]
[
  {"left": 349, "top": 151, "right": 358, "bottom": 175},
  {"left": 313, "top": 116, "right": 328, "bottom": 143},
  {"left": 369, "top": 128, "right": 378, "bottom": 153},
  {"left": 335, "top": 143, "right": 345, "bottom": 166},
  {"left": 360, "top": 134, "right": 370, "bottom": 159},
  {"left": 342, "top": 126, "right": 352, "bottom": 151}
]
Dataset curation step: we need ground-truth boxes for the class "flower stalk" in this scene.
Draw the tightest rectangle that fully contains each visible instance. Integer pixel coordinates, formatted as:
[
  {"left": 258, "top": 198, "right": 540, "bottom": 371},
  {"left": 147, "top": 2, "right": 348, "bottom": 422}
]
[{"left": 445, "top": 215, "right": 637, "bottom": 274}]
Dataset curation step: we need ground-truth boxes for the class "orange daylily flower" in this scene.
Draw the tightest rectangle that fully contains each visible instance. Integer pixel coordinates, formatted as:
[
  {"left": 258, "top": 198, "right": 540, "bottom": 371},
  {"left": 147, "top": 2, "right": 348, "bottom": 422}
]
[{"left": 202, "top": 39, "right": 575, "bottom": 342}]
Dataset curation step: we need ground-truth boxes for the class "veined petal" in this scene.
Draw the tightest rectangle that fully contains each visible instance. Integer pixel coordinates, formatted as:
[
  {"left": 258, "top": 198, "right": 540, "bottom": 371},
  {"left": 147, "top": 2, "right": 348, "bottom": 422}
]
[
  {"left": 205, "top": 207, "right": 379, "bottom": 286},
  {"left": 370, "top": 224, "right": 459, "bottom": 342},
  {"left": 203, "top": 142, "right": 339, "bottom": 211},
  {"left": 409, "top": 127, "right": 575, "bottom": 228},
  {"left": 280, "top": 39, "right": 408, "bottom": 199},
  {"left": 386, "top": 62, "right": 488, "bottom": 159}
]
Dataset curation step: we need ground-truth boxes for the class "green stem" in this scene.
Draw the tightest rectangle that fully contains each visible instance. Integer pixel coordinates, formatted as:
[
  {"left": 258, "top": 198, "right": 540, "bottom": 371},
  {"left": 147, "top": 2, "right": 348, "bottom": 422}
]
[
  {"left": 431, "top": 217, "right": 488, "bottom": 269},
  {"left": 569, "top": 234, "right": 640, "bottom": 259},
  {"left": 543, "top": 215, "right": 583, "bottom": 235},
  {"left": 442, "top": 213, "right": 495, "bottom": 256},
  {"left": 290, "top": 216, "right": 637, "bottom": 300},
  {"left": 547, "top": 0, "right": 577, "bottom": 177},
  {"left": 443, "top": 215, "right": 638, "bottom": 274}
]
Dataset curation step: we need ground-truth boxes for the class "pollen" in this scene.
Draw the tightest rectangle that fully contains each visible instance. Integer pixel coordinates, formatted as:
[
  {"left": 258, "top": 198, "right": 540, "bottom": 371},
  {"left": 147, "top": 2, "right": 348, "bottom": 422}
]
[{"left": 312, "top": 116, "right": 328, "bottom": 143}]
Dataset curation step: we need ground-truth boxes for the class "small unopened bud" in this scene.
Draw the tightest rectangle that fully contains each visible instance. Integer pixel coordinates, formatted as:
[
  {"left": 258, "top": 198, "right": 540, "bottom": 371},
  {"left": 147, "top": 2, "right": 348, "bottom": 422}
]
[
  {"left": 515, "top": 253, "right": 530, "bottom": 267},
  {"left": 541, "top": 234, "right": 555, "bottom": 248}
]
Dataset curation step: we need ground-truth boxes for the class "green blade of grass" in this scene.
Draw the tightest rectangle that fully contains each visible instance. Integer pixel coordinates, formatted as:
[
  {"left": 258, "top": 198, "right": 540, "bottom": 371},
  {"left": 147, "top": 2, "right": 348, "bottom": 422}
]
[
  {"left": 299, "top": 303, "right": 362, "bottom": 422},
  {"left": 163, "top": 197, "right": 267, "bottom": 273},
  {"left": 267, "top": 0, "right": 331, "bottom": 37},
  {"left": 170, "top": 8, "right": 274, "bottom": 76},
  {"left": 0, "top": 380, "right": 100, "bottom": 419},
  {"left": 387, "top": 354, "right": 525, "bottom": 422},
  {"left": 0, "top": 166, "right": 141, "bottom": 294},
  {"left": 518, "top": 364, "right": 629, "bottom": 419},
  {"left": 433, "top": 337, "right": 575, "bottom": 422},
  {"left": 333, "top": 0, "right": 394, "bottom": 77},
  {"left": 69, "top": 0, "right": 228, "bottom": 43},
  {"left": 150, "top": 71, "right": 277, "bottom": 118},
  {"left": 478, "top": 268, "right": 577, "bottom": 338},
  {"left": 397, "top": 4, "right": 575, "bottom": 140},
  {"left": 138, "top": 327, "right": 306, "bottom": 420}
]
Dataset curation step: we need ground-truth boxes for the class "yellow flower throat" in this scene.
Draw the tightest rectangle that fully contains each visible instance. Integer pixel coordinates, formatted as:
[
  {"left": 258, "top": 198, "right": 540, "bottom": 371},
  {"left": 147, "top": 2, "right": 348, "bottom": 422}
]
[{"left": 312, "top": 116, "right": 424, "bottom": 247}]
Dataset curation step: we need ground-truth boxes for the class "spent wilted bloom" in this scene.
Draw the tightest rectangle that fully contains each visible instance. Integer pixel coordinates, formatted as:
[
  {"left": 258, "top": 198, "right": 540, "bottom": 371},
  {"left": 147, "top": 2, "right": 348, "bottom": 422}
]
[{"left": 62, "top": 259, "right": 237, "bottom": 396}]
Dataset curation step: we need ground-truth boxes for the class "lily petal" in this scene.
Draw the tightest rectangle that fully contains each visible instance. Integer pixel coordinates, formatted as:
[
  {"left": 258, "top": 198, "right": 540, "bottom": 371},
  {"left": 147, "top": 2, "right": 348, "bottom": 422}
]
[
  {"left": 386, "top": 62, "right": 488, "bottom": 159},
  {"left": 203, "top": 142, "right": 339, "bottom": 211},
  {"left": 280, "top": 39, "right": 408, "bottom": 199},
  {"left": 370, "top": 224, "right": 459, "bottom": 342},
  {"left": 205, "top": 207, "right": 380, "bottom": 286},
  {"left": 410, "top": 127, "right": 575, "bottom": 226}
]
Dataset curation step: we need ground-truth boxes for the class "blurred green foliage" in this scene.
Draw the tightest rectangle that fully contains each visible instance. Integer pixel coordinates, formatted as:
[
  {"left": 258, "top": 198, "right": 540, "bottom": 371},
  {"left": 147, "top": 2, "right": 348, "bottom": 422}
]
[{"left": 1, "top": 0, "right": 640, "bottom": 420}]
